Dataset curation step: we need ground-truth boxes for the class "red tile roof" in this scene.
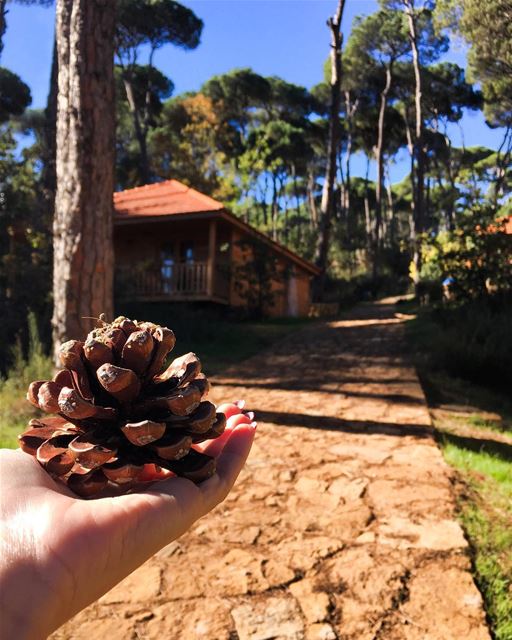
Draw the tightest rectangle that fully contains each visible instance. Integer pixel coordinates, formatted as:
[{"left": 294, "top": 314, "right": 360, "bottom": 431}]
[{"left": 114, "top": 179, "right": 224, "bottom": 218}]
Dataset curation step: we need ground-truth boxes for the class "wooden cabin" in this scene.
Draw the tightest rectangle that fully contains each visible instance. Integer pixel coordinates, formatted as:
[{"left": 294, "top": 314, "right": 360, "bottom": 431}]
[{"left": 113, "top": 180, "right": 319, "bottom": 317}]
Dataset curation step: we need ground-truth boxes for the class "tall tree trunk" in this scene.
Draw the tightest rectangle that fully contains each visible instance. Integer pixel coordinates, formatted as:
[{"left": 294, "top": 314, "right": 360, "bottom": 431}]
[
  {"left": 307, "top": 170, "right": 318, "bottom": 228},
  {"left": 443, "top": 136, "right": 456, "bottom": 231},
  {"left": 492, "top": 125, "right": 512, "bottom": 211},
  {"left": 53, "top": 0, "right": 116, "bottom": 361},
  {"left": 405, "top": 0, "right": 425, "bottom": 285},
  {"left": 312, "top": 0, "right": 346, "bottom": 300},
  {"left": 292, "top": 165, "right": 302, "bottom": 215},
  {"left": 401, "top": 103, "right": 420, "bottom": 279},
  {"left": 259, "top": 172, "right": 269, "bottom": 227},
  {"left": 344, "top": 91, "right": 356, "bottom": 246},
  {"left": 385, "top": 162, "right": 395, "bottom": 245},
  {"left": 271, "top": 172, "right": 278, "bottom": 241},
  {"left": 122, "top": 76, "right": 150, "bottom": 184},
  {"left": 363, "top": 155, "right": 372, "bottom": 262},
  {"left": 42, "top": 38, "right": 58, "bottom": 215},
  {"left": 337, "top": 146, "right": 346, "bottom": 223},
  {"left": 372, "top": 64, "right": 392, "bottom": 282}
]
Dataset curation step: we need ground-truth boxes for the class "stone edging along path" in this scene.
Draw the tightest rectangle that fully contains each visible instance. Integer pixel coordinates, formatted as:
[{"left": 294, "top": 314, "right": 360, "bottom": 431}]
[{"left": 52, "top": 302, "right": 491, "bottom": 640}]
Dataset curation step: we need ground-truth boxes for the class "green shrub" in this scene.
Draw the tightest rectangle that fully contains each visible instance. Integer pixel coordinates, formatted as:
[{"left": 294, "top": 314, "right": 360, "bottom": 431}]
[
  {"left": 420, "top": 207, "right": 512, "bottom": 301},
  {"left": 0, "top": 313, "right": 53, "bottom": 448},
  {"left": 412, "top": 299, "right": 512, "bottom": 392}
]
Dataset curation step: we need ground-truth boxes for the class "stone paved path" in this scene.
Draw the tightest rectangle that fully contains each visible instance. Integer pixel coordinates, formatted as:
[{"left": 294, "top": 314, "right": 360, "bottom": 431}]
[{"left": 52, "top": 302, "right": 490, "bottom": 640}]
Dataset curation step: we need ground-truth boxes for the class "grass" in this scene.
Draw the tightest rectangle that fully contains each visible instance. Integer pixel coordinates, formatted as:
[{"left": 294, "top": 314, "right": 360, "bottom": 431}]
[
  {"left": 404, "top": 301, "right": 512, "bottom": 640},
  {"left": 0, "top": 309, "right": 312, "bottom": 449},
  {"left": 443, "top": 445, "right": 512, "bottom": 640}
]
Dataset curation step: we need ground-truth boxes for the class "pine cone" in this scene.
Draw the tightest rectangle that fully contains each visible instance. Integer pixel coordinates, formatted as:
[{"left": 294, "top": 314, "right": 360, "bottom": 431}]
[{"left": 19, "top": 316, "right": 228, "bottom": 497}]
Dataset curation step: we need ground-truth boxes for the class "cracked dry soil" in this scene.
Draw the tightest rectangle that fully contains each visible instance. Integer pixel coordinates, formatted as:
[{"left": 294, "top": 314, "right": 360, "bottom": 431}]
[{"left": 51, "top": 302, "right": 491, "bottom": 640}]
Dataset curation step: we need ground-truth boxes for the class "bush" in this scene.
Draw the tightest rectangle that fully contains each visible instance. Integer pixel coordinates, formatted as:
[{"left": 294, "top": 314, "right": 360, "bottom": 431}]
[
  {"left": 413, "top": 298, "right": 512, "bottom": 393},
  {"left": 420, "top": 207, "right": 512, "bottom": 301},
  {"left": 0, "top": 313, "right": 53, "bottom": 447}
]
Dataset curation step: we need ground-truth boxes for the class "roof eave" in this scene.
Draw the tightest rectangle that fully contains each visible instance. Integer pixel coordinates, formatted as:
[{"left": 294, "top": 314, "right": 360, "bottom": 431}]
[
  {"left": 113, "top": 209, "right": 223, "bottom": 225},
  {"left": 219, "top": 211, "right": 321, "bottom": 276}
]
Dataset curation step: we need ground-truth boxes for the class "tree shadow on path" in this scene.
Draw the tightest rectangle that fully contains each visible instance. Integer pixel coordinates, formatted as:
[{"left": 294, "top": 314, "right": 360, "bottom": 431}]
[{"left": 254, "top": 409, "right": 433, "bottom": 439}]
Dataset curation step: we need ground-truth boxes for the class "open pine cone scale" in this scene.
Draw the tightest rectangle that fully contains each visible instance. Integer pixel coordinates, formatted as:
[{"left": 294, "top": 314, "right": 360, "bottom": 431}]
[{"left": 19, "top": 316, "right": 228, "bottom": 497}]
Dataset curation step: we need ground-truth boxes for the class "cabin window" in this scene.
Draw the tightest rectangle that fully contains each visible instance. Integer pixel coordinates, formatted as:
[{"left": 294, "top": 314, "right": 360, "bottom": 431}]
[
  {"left": 180, "top": 242, "right": 194, "bottom": 263},
  {"left": 161, "top": 244, "right": 174, "bottom": 292}
]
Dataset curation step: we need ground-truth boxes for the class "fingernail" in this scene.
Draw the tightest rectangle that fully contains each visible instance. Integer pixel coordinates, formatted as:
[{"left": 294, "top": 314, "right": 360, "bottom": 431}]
[
  {"left": 249, "top": 421, "right": 257, "bottom": 430},
  {"left": 236, "top": 400, "right": 245, "bottom": 409},
  {"left": 246, "top": 411, "right": 254, "bottom": 420}
]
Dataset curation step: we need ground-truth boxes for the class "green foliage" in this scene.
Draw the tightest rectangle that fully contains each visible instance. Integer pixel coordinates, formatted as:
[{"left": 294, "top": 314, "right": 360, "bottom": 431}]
[
  {"left": 114, "top": 0, "right": 203, "bottom": 186},
  {"left": 441, "top": 443, "right": 512, "bottom": 640},
  {"left": 420, "top": 208, "right": 512, "bottom": 300},
  {"left": 116, "top": 0, "right": 203, "bottom": 58},
  {"left": 441, "top": 439, "right": 512, "bottom": 640},
  {"left": 0, "top": 67, "right": 31, "bottom": 123},
  {"left": 116, "top": 64, "right": 173, "bottom": 120},
  {"left": 233, "top": 238, "right": 284, "bottom": 318},
  {"left": 407, "top": 299, "right": 512, "bottom": 393},
  {"left": 435, "top": 0, "right": 512, "bottom": 126},
  {"left": 0, "top": 126, "right": 52, "bottom": 372},
  {"left": 202, "top": 68, "right": 272, "bottom": 139},
  {"left": 150, "top": 92, "right": 237, "bottom": 199},
  {"left": 0, "top": 312, "right": 53, "bottom": 448},
  {"left": 347, "top": 9, "right": 410, "bottom": 69},
  {"left": 460, "top": 505, "right": 512, "bottom": 640}
]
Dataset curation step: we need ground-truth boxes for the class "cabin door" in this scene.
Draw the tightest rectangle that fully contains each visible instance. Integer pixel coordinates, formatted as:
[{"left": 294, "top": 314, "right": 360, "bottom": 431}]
[{"left": 287, "top": 271, "right": 299, "bottom": 317}]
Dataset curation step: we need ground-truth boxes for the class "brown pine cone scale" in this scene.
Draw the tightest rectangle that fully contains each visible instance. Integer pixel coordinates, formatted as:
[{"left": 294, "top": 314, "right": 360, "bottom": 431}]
[{"left": 19, "top": 316, "right": 227, "bottom": 497}]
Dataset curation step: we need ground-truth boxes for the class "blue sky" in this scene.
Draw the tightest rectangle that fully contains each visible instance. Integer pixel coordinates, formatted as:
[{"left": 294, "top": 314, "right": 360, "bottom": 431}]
[{"left": 2, "top": 0, "right": 506, "bottom": 183}]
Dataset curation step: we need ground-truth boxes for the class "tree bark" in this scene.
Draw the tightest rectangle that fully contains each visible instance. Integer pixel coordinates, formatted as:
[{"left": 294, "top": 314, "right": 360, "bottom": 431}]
[
  {"left": 405, "top": 0, "right": 425, "bottom": 285},
  {"left": 271, "top": 172, "right": 279, "bottom": 241},
  {"left": 312, "top": 0, "right": 346, "bottom": 300},
  {"left": 307, "top": 170, "right": 318, "bottom": 228},
  {"left": 363, "top": 155, "right": 372, "bottom": 261},
  {"left": 53, "top": 0, "right": 116, "bottom": 361},
  {"left": 385, "top": 162, "right": 395, "bottom": 245},
  {"left": 122, "top": 75, "right": 150, "bottom": 185},
  {"left": 372, "top": 64, "right": 393, "bottom": 281}
]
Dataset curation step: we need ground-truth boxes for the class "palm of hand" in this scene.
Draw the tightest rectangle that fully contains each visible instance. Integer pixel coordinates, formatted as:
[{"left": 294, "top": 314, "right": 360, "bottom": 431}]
[{"left": 0, "top": 411, "right": 255, "bottom": 639}]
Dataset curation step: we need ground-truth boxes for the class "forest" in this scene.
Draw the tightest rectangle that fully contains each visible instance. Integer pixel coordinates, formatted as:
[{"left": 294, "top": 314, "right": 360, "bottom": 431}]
[
  {"left": 1, "top": 0, "right": 511, "bottom": 369},
  {"left": 0, "top": 1, "right": 512, "bottom": 638}
]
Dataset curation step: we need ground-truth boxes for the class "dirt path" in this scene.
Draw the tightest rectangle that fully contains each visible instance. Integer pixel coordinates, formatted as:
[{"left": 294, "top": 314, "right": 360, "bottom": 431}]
[{"left": 52, "top": 302, "right": 490, "bottom": 640}]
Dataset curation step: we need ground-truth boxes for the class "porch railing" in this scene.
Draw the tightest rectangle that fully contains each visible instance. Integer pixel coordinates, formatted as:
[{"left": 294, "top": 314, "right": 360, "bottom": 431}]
[{"left": 116, "top": 261, "right": 229, "bottom": 301}]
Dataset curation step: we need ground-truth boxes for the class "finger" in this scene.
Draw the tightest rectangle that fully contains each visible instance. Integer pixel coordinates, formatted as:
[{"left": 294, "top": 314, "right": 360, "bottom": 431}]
[
  {"left": 216, "top": 400, "right": 245, "bottom": 419},
  {"left": 194, "top": 421, "right": 236, "bottom": 456},
  {"left": 195, "top": 411, "right": 254, "bottom": 457},
  {"left": 227, "top": 411, "right": 254, "bottom": 429},
  {"left": 199, "top": 421, "right": 256, "bottom": 509},
  {"left": 137, "top": 464, "right": 173, "bottom": 482}
]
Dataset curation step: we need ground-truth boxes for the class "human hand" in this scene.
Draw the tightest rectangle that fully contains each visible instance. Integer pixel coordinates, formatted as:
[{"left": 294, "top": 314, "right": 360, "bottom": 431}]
[{"left": 0, "top": 403, "right": 255, "bottom": 640}]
